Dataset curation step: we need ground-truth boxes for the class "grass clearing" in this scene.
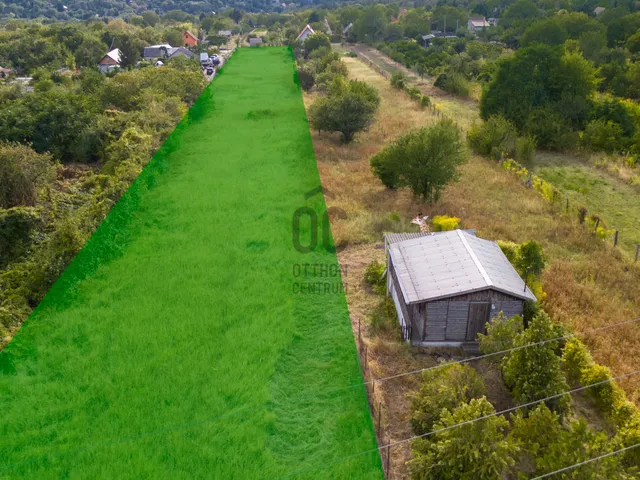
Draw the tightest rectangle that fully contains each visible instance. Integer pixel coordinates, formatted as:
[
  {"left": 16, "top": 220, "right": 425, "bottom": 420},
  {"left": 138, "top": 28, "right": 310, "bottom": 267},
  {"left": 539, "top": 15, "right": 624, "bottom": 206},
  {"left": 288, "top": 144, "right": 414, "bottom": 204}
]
[
  {"left": 0, "top": 47, "right": 382, "bottom": 479},
  {"left": 531, "top": 152, "right": 640, "bottom": 255}
]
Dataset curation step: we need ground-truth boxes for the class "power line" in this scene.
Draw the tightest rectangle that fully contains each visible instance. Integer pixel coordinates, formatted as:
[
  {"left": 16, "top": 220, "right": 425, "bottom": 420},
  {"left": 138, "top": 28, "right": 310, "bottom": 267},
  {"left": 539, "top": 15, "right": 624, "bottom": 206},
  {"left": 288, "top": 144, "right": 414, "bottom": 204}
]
[
  {"left": 368, "top": 317, "right": 640, "bottom": 386},
  {"left": 319, "top": 317, "right": 640, "bottom": 398},
  {"left": 277, "top": 368, "right": 640, "bottom": 478},
  {"left": 531, "top": 443, "right": 640, "bottom": 479},
  {"left": 3, "top": 317, "right": 639, "bottom": 471}
]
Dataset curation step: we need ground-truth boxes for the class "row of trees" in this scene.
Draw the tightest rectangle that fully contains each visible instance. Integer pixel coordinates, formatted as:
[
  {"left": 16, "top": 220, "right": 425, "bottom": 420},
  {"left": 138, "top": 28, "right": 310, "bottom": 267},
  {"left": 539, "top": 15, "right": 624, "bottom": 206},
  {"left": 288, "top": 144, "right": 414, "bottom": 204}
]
[{"left": 406, "top": 309, "right": 640, "bottom": 478}]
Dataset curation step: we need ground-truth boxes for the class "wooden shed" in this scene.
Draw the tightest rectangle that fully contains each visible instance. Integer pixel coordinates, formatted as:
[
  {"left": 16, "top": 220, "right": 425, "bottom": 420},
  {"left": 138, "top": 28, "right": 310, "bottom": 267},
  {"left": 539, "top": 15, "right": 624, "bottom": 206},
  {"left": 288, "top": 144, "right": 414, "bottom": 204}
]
[{"left": 385, "top": 230, "right": 536, "bottom": 347}]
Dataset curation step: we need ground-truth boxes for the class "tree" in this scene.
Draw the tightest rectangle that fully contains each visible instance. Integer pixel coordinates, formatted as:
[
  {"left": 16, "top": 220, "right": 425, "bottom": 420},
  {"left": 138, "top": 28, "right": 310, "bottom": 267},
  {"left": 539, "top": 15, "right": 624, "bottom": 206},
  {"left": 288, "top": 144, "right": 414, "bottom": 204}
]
[
  {"left": 308, "top": 77, "right": 379, "bottom": 143},
  {"left": 230, "top": 8, "right": 243, "bottom": 24},
  {"left": 511, "top": 404, "right": 625, "bottom": 478},
  {"left": 370, "top": 119, "right": 466, "bottom": 201},
  {"left": 114, "top": 33, "right": 144, "bottom": 68},
  {"left": 500, "top": 0, "right": 541, "bottom": 29},
  {"left": 0, "top": 143, "right": 56, "bottom": 209},
  {"left": 207, "top": 34, "right": 229, "bottom": 47},
  {"left": 354, "top": 5, "right": 388, "bottom": 43},
  {"left": 516, "top": 239, "right": 546, "bottom": 278},
  {"left": 410, "top": 363, "right": 486, "bottom": 435},
  {"left": 520, "top": 19, "right": 568, "bottom": 47},
  {"left": 480, "top": 44, "right": 597, "bottom": 133},
  {"left": 502, "top": 311, "right": 570, "bottom": 416},
  {"left": 399, "top": 9, "right": 429, "bottom": 38},
  {"left": 0, "top": 89, "right": 98, "bottom": 163},
  {"left": 431, "top": 6, "right": 468, "bottom": 34},
  {"left": 141, "top": 10, "right": 160, "bottom": 27},
  {"left": 408, "top": 398, "right": 518, "bottom": 480},
  {"left": 74, "top": 36, "right": 108, "bottom": 67},
  {"left": 303, "top": 32, "right": 330, "bottom": 56},
  {"left": 478, "top": 313, "right": 524, "bottom": 354},
  {"left": 297, "top": 68, "right": 314, "bottom": 91}
]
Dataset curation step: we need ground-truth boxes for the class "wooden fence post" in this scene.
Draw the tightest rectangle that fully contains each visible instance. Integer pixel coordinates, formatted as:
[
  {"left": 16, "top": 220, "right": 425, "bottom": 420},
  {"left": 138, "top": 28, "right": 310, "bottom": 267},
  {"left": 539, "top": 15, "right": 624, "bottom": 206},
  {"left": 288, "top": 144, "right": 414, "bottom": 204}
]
[
  {"left": 377, "top": 401, "right": 381, "bottom": 437},
  {"left": 565, "top": 198, "right": 569, "bottom": 213},
  {"left": 635, "top": 245, "right": 639, "bottom": 263},
  {"left": 386, "top": 438, "right": 391, "bottom": 476},
  {"left": 593, "top": 218, "right": 600, "bottom": 232},
  {"left": 358, "top": 317, "right": 361, "bottom": 345},
  {"left": 614, "top": 230, "right": 619, "bottom": 247},
  {"left": 364, "top": 345, "right": 368, "bottom": 374}
]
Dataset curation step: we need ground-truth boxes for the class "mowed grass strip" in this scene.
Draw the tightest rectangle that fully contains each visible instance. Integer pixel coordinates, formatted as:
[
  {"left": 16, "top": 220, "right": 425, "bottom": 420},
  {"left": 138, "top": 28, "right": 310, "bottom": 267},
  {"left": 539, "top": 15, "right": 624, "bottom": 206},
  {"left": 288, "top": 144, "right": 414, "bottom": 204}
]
[{"left": 0, "top": 47, "right": 382, "bottom": 479}]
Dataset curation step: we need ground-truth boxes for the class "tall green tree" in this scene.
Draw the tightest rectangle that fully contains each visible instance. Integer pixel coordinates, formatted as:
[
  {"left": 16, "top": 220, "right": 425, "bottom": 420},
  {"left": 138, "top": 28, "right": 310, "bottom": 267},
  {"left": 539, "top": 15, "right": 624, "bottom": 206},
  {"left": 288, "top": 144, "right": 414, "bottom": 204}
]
[
  {"left": 308, "top": 77, "right": 379, "bottom": 143},
  {"left": 502, "top": 311, "right": 570, "bottom": 416},
  {"left": 370, "top": 119, "right": 466, "bottom": 201},
  {"left": 409, "top": 398, "right": 518, "bottom": 480}
]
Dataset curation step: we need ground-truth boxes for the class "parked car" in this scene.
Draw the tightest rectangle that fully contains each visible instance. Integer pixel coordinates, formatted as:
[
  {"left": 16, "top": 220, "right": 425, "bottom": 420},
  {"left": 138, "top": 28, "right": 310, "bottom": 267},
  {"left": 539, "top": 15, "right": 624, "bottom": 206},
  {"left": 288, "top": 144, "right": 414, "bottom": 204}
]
[
  {"left": 206, "top": 67, "right": 214, "bottom": 75},
  {"left": 210, "top": 54, "right": 221, "bottom": 66}
]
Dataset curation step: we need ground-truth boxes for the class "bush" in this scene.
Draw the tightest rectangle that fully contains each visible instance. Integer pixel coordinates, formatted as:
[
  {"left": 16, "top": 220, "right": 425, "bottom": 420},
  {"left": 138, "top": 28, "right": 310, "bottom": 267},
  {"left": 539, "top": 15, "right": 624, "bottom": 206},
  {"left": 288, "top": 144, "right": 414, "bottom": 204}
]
[
  {"left": 410, "top": 363, "right": 486, "bottom": 435},
  {"left": 405, "top": 86, "right": 421, "bottom": 101},
  {"left": 562, "top": 338, "right": 640, "bottom": 427},
  {"left": 525, "top": 107, "right": 575, "bottom": 151},
  {"left": 478, "top": 313, "right": 524, "bottom": 354},
  {"left": 468, "top": 116, "right": 518, "bottom": 160},
  {"left": 419, "top": 95, "right": 431, "bottom": 108},
  {"left": 363, "top": 260, "right": 386, "bottom": 294},
  {"left": 297, "top": 68, "right": 315, "bottom": 92},
  {"left": 303, "top": 32, "right": 331, "bottom": 56},
  {"left": 409, "top": 398, "right": 517, "bottom": 480},
  {"left": 432, "top": 215, "right": 460, "bottom": 231},
  {"left": 0, "top": 207, "right": 41, "bottom": 268},
  {"left": 0, "top": 143, "right": 56, "bottom": 209},
  {"left": 390, "top": 71, "right": 407, "bottom": 89},
  {"left": 308, "top": 77, "right": 380, "bottom": 143},
  {"left": 434, "top": 72, "right": 471, "bottom": 97},
  {"left": 370, "top": 295, "right": 397, "bottom": 333},
  {"left": 515, "top": 135, "right": 536, "bottom": 164},
  {"left": 582, "top": 119, "right": 624, "bottom": 153},
  {"left": 370, "top": 119, "right": 467, "bottom": 201},
  {"left": 502, "top": 311, "right": 571, "bottom": 416}
]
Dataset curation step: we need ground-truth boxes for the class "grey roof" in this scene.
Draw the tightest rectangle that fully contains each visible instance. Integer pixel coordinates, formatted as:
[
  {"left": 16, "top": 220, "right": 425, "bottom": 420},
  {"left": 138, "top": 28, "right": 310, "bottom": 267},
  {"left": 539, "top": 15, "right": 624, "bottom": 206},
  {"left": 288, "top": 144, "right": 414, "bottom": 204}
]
[
  {"left": 218, "top": 30, "right": 232, "bottom": 36},
  {"left": 143, "top": 44, "right": 172, "bottom": 59},
  {"left": 249, "top": 37, "right": 263, "bottom": 46},
  {"left": 167, "top": 47, "right": 195, "bottom": 59},
  {"left": 422, "top": 34, "right": 435, "bottom": 40},
  {"left": 389, "top": 230, "right": 536, "bottom": 304},
  {"left": 384, "top": 230, "right": 476, "bottom": 247}
]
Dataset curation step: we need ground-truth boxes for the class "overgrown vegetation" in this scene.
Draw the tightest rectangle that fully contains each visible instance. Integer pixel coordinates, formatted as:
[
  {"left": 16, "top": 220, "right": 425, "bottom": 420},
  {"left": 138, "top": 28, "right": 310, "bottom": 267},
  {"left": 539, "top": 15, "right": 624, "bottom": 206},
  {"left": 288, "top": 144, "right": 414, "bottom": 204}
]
[{"left": 0, "top": 20, "right": 206, "bottom": 344}]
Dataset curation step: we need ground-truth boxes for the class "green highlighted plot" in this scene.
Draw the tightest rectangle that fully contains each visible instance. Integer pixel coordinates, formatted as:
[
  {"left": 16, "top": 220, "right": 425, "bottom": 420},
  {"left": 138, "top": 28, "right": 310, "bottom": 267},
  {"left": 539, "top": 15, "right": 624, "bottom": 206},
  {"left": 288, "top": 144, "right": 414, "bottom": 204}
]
[{"left": 0, "top": 47, "right": 382, "bottom": 479}]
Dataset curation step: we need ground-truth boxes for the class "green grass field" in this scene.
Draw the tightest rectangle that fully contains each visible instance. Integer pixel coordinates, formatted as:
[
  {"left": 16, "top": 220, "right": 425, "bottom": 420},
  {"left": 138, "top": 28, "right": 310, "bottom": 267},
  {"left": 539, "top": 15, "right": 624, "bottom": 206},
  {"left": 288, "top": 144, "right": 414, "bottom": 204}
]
[
  {"left": 532, "top": 152, "right": 640, "bottom": 255},
  {"left": 0, "top": 47, "right": 383, "bottom": 479}
]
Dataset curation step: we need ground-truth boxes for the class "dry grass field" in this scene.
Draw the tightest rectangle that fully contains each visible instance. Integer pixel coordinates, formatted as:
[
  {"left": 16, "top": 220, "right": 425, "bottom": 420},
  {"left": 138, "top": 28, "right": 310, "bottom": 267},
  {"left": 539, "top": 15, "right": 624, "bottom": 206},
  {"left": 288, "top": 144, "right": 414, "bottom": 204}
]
[{"left": 304, "top": 54, "right": 640, "bottom": 477}]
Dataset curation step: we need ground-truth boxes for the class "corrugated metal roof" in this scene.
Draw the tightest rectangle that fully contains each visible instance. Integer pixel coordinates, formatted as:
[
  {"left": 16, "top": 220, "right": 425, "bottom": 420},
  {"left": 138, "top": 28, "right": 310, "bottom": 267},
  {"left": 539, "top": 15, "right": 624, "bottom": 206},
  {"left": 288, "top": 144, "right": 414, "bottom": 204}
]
[
  {"left": 389, "top": 230, "right": 536, "bottom": 304},
  {"left": 384, "top": 230, "right": 476, "bottom": 246}
]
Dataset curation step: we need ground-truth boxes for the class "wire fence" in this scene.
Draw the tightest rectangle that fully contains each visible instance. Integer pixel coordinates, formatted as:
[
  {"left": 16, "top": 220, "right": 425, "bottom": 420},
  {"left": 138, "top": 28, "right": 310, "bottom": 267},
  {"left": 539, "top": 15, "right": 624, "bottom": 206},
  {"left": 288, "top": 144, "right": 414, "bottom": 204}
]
[{"left": 346, "top": 44, "right": 640, "bottom": 261}]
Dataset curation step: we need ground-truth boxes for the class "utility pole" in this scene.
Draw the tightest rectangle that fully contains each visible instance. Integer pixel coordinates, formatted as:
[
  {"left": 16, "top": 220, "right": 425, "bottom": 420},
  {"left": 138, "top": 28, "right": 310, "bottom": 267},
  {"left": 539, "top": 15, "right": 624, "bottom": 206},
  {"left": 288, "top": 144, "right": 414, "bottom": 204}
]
[{"left": 444, "top": 15, "right": 447, "bottom": 33}]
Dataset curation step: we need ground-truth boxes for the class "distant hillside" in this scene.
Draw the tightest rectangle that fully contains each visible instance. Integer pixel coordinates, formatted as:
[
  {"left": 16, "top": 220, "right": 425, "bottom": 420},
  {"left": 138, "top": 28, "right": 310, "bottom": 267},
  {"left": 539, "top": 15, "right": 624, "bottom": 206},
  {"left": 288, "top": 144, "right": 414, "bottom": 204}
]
[{"left": 0, "top": 0, "right": 290, "bottom": 20}]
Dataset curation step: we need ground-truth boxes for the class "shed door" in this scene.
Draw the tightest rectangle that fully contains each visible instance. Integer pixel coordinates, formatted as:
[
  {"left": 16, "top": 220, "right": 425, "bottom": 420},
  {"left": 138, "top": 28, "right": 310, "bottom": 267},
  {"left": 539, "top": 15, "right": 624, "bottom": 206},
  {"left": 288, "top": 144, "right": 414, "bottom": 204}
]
[{"left": 467, "top": 302, "right": 490, "bottom": 341}]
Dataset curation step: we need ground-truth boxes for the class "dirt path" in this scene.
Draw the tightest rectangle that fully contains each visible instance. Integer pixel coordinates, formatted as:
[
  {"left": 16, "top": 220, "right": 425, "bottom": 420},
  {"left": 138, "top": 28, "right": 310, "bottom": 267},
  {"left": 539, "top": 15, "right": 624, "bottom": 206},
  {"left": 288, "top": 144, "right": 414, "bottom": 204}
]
[{"left": 345, "top": 44, "right": 480, "bottom": 129}]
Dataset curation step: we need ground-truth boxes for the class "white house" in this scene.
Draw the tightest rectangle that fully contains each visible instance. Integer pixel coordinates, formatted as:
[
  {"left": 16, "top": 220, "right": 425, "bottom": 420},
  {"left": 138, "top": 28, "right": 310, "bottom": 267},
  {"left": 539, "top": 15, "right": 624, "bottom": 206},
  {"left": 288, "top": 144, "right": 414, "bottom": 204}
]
[
  {"left": 296, "top": 24, "right": 315, "bottom": 42},
  {"left": 467, "top": 17, "right": 490, "bottom": 33},
  {"left": 97, "top": 48, "right": 122, "bottom": 73}
]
